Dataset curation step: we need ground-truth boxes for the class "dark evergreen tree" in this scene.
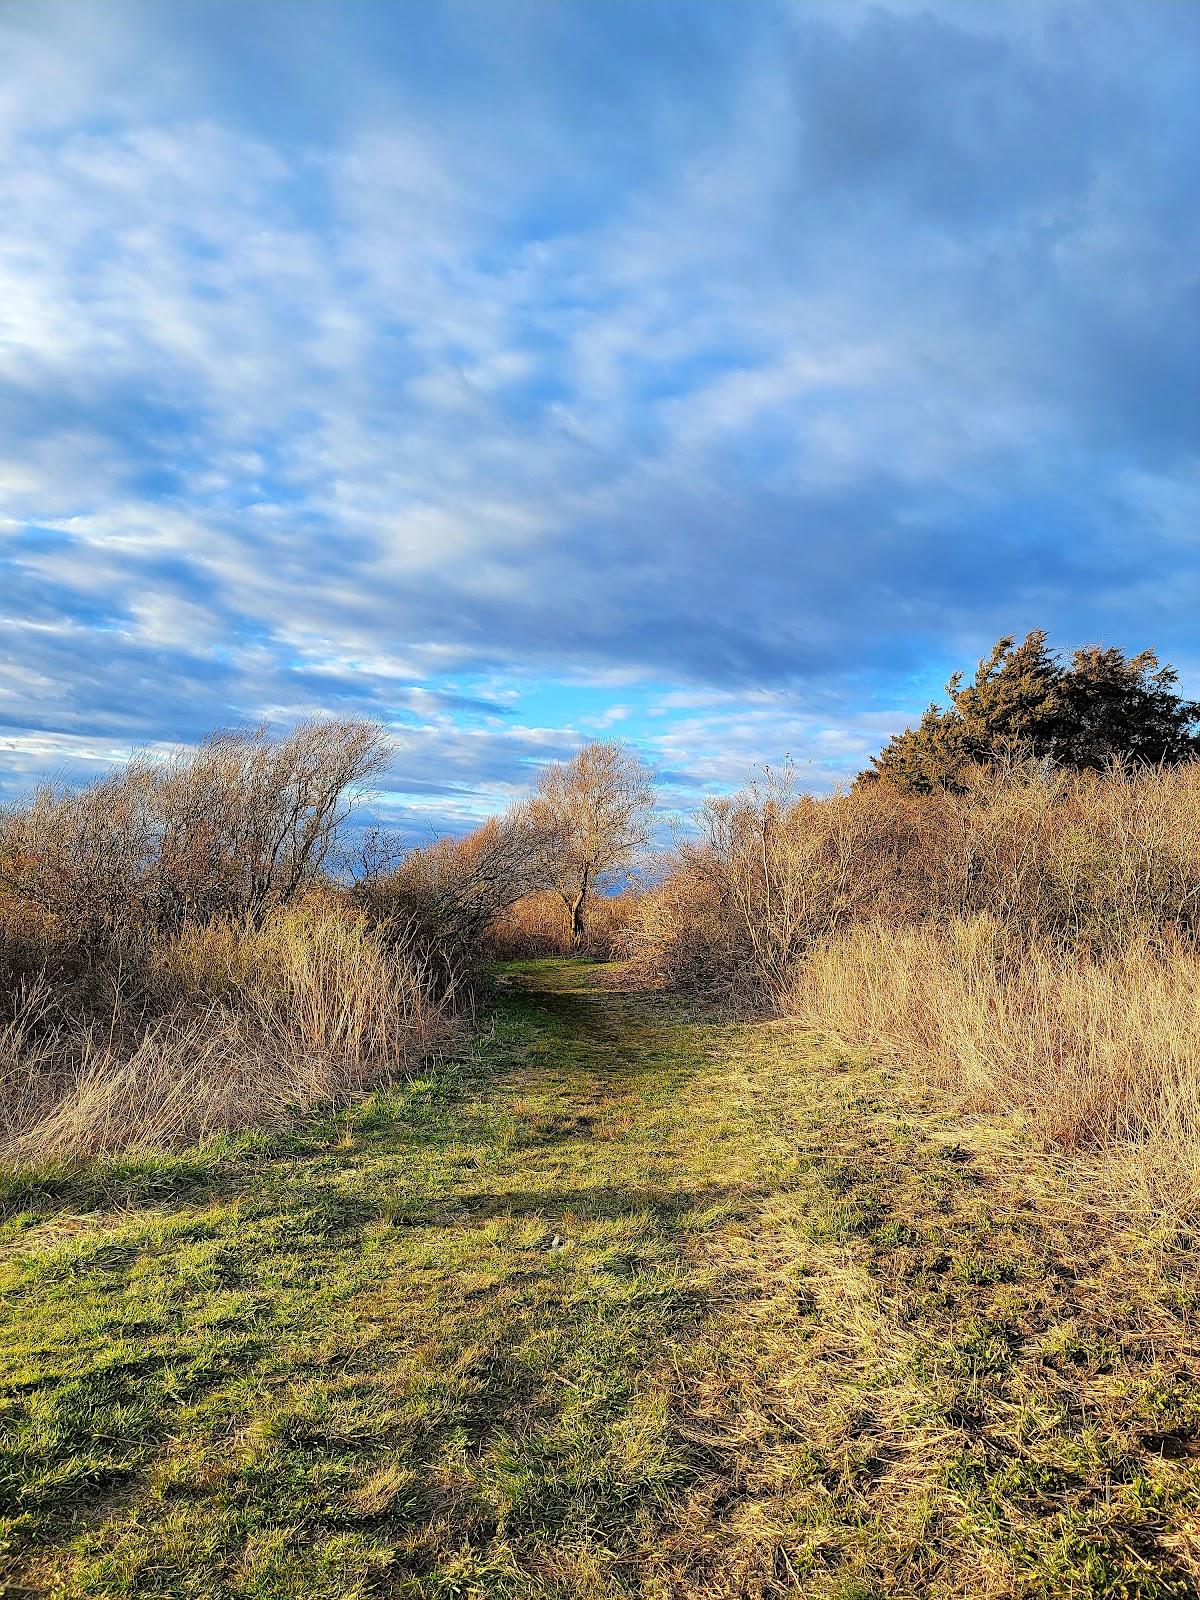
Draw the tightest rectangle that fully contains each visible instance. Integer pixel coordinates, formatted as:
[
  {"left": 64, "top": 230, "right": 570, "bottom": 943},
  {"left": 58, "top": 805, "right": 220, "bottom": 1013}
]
[
  {"left": 867, "top": 632, "right": 1200, "bottom": 792},
  {"left": 1057, "top": 646, "right": 1200, "bottom": 769},
  {"left": 863, "top": 703, "right": 972, "bottom": 793},
  {"left": 948, "top": 630, "right": 1064, "bottom": 756}
]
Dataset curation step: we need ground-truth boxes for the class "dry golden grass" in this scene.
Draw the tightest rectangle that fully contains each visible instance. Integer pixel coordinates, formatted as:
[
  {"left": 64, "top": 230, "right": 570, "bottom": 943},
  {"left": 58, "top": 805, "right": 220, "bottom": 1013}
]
[
  {"left": 488, "top": 888, "right": 638, "bottom": 960},
  {"left": 788, "top": 918, "right": 1200, "bottom": 1206},
  {"left": 629, "top": 760, "right": 1200, "bottom": 1205},
  {"left": 0, "top": 906, "right": 443, "bottom": 1165}
]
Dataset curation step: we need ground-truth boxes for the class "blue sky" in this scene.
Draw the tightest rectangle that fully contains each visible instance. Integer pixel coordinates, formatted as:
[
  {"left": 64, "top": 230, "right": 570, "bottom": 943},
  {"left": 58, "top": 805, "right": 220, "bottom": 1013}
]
[{"left": 2, "top": 0, "right": 1198, "bottom": 835}]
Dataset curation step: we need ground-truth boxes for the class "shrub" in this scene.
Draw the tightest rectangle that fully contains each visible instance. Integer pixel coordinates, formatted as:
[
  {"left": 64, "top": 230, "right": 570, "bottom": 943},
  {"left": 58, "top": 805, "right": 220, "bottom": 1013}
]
[
  {"left": 629, "top": 761, "right": 1200, "bottom": 1002},
  {"left": 0, "top": 719, "right": 390, "bottom": 970},
  {"left": 629, "top": 759, "right": 1200, "bottom": 1195},
  {"left": 353, "top": 810, "right": 552, "bottom": 999},
  {"left": 0, "top": 722, "right": 455, "bottom": 1166}
]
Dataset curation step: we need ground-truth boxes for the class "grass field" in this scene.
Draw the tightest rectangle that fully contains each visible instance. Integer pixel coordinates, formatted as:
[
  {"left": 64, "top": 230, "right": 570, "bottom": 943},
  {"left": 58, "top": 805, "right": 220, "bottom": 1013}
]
[{"left": 2, "top": 961, "right": 1199, "bottom": 1598}]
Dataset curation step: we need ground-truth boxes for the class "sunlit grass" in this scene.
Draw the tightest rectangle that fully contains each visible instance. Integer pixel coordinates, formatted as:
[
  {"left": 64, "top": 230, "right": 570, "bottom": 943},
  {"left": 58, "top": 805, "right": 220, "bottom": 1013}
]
[{"left": 3, "top": 962, "right": 1198, "bottom": 1597}]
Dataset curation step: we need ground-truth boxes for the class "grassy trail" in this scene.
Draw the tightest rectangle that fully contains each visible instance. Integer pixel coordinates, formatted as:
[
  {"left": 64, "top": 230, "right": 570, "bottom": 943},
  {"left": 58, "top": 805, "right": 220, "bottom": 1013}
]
[{"left": 2, "top": 960, "right": 1199, "bottom": 1599}]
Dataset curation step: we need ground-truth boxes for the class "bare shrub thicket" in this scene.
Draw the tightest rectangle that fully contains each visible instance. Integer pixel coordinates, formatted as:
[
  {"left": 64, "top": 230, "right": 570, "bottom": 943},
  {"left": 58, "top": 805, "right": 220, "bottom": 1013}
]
[
  {"left": 354, "top": 807, "right": 554, "bottom": 998},
  {"left": 0, "top": 721, "right": 452, "bottom": 1164},
  {"left": 628, "top": 761, "right": 1200, "bottom": 1193},
  {"left": 360, "top": 740, "right": 655, "bottom": 973},
  {"left": 0, "top": 720, "right": 391, "bottom": 972},
  {"left": 630, "top": 761, "right": 1200, "bottom": 1003}
]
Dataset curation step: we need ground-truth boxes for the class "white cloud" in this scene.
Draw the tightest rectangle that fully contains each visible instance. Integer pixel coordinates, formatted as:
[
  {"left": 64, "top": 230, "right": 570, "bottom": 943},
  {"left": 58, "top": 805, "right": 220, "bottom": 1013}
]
[{"left": 0, "top": 0, "right": 1196, "bottom": 829}]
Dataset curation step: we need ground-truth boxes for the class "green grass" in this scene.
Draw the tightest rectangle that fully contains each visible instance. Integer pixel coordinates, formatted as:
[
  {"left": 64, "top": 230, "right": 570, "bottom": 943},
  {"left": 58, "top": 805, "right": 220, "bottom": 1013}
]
[{"left": 2, "top": 961, "right": 1199, "bottom": 1597}]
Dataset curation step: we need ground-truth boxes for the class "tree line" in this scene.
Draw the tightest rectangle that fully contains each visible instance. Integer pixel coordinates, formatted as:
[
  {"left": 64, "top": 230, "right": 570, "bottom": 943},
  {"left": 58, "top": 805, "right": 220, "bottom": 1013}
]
[
  {"left": 5, "top": 628, "right": 1196, "bottom": 980},
  {"left": 0, "top": 727, "right": 655, "bottom": 976}
]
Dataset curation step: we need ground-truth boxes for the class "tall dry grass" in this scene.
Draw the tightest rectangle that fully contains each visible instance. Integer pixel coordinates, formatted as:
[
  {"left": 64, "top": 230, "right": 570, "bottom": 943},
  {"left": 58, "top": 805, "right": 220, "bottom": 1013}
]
[
  {"left": 629, "top": 761, "right": 1200, "bottom": 1198},
  {"left": 789, "top": 919, "right": 1200, "bottom": 1161},
  {"left": 0, "top": 723, "right": 455, "bottom": 1166},
  {"left": 1, "top": 905, "right": 442, "bottom": 1164}
]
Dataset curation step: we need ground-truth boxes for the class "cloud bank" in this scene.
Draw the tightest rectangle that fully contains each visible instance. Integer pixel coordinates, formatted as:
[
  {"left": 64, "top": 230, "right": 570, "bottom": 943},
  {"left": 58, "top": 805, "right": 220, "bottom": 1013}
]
[{"left": 1, "top": 0, "right": 1197, "bottom": 827}]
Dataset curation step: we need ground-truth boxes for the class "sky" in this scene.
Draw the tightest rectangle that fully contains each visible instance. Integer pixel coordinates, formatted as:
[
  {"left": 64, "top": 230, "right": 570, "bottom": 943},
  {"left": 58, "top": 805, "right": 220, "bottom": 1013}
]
[{"left": 2, "top": 0, "right": 1198, "bottom": 837}]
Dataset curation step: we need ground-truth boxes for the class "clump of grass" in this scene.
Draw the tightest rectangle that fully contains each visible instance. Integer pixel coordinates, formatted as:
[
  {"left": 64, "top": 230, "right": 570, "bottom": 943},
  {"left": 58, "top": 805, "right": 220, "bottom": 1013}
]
[
  {"left": 2, "top": 906, "right": 444, "bottom": 1165},
  {"left": 789, "top": 918, "right": 1200, "bottom": 1194}
]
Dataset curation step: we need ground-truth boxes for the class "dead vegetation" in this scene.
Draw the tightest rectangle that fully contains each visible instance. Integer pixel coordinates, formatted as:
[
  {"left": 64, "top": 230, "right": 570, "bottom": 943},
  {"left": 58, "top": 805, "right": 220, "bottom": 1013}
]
[
  {"left": 0, "top": 720, "right": 444, "bottom": 1165},
  {"left": 487, "top": 887, "right": 639, "bottom": 960},
  {"left": 0, "top": 730, "right": 656, "bottom": 1167},
  {"left": 628, "top": 760, "right": 1200, "bottom": 1204},
  {"left": 0, "top": 903, "right": 440, "bottom": 1163}
]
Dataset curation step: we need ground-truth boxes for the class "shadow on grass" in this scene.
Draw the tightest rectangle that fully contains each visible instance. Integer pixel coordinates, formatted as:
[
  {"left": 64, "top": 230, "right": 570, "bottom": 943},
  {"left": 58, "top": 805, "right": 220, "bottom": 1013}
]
[
  {"left": 0, "top": 965, "right": 704, "bottom": 1233},
  {"left": 444, "top": 1180, "right": 768, "bottom": 1227}
]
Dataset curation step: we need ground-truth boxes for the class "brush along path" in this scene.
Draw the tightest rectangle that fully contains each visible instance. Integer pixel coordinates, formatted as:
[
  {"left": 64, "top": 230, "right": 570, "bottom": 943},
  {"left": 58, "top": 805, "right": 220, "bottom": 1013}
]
[{"left": 1, "top": 960, "right": 1199, "bottom": 1599}]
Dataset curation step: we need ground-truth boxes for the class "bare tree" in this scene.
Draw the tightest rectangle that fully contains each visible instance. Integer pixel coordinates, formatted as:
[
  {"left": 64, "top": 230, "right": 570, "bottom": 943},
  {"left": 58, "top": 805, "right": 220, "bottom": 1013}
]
[
  {"left": 530, "top": 741, "right": 655, "bottom": 949},
  {"left": 343, "top": 826, "right": 411, "bottom": 889}
]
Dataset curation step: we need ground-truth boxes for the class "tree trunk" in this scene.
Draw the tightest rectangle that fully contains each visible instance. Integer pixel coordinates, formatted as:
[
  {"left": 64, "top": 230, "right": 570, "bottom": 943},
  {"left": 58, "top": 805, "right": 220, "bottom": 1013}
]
[{"left": 568, "top": 865, "right": 590, "bottom": 951}]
